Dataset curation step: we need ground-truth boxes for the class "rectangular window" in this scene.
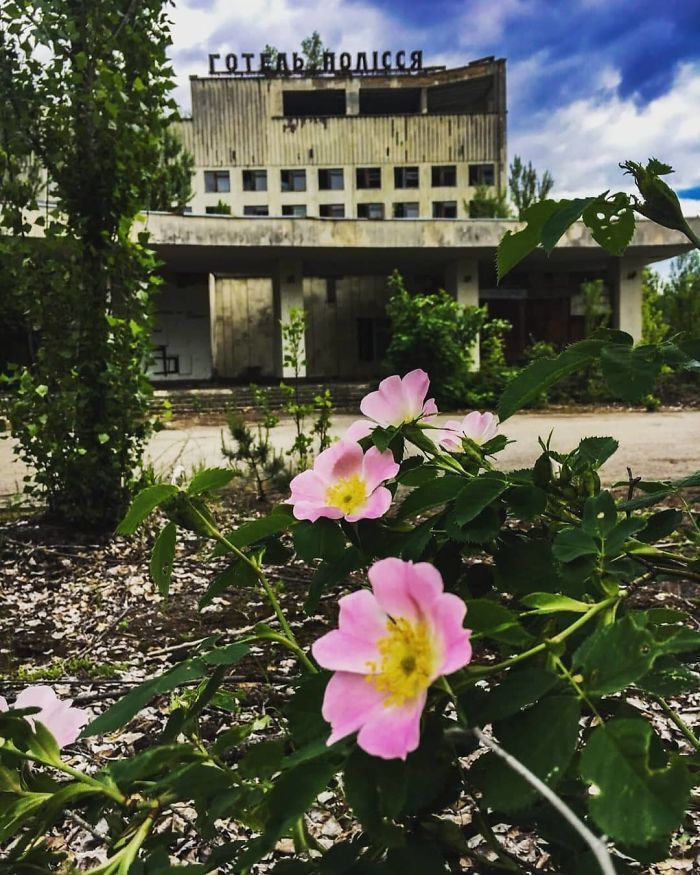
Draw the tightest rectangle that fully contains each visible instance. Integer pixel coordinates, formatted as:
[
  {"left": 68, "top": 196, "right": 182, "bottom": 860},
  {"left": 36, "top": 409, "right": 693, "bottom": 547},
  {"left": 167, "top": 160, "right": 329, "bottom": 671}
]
[
  {"left": 318, "top": 168, "right": 344, "bottom": 190},
  {"left": 357, "top": 202, "right": 385, "bottom": 220},
  {"left": 431, "top": 165, "right": 457, "bottom": 187},
  {"left": 432, "top": 201, "right": 457, "bottom": 218},
  {"left": 326, "top": 278, "right": 338, "bottom": 304},
  {"left": 282, "top": 204, "right": 307, "bottom": 217},
  {"left": 394, "top": 166, "right": 419, "bottom": 189},
  {"left": 204, "top": 170, "right": 230, "bottom": 193},
  {"left": 242, "top": 169, "right": 267, "bottom": 191},
  {"left": 319, "top": 203, "right": 345, "bottom": 218},
  {"left": 356, "top": 167, "right": 381, "bottom": 189},
  {"left": 469, "top": 163, "right": 495, "bottom": 186},
  {"left": 243, "top": 205, "right": 269, "bottom": 216},
  {"left": 280, "top": 169, "right": 306, "bottom": 192},
  {"left": 357, "top": 318, "right": 390, "bottom": 362},
  {"left": 205, "top": 203, "right": 231, "bottom": 215},
  {"left": 393, "top": 202, "right": 419, "bottom": 219},
  {"left": 283, "top": 89, "right": 346, "bottom": 117}
]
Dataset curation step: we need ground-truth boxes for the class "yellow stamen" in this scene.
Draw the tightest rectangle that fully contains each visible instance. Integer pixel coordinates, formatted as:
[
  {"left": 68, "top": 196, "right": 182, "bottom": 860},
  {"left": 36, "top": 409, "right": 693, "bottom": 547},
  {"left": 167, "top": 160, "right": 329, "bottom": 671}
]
[
  {"left": 326, "top": 474, "right": 367, "bottom": 515},
  {"left": 368, "top": 618, "right": 436, "bottom": 706}
]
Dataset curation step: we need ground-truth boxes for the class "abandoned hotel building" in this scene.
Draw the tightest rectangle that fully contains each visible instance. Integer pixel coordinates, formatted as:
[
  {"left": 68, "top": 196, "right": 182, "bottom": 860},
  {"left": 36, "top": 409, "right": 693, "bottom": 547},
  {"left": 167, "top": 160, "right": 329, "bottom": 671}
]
[{"left": 143, "top": 53, "right": 694, "bottom": 381}]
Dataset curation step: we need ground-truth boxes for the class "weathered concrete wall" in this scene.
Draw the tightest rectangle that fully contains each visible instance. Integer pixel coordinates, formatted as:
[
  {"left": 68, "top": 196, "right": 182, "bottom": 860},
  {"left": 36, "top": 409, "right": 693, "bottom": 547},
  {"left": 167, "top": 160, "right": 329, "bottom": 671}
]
[
  {"left": 149, "top": 280, "right": 212, "bottom": 381},
  {"left": 211, "top": 277, "right": 276, "bottom": 378}
]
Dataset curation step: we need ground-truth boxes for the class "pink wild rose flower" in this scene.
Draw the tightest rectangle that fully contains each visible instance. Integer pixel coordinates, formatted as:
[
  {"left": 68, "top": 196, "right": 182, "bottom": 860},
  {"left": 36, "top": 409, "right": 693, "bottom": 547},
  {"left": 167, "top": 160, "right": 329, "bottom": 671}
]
[
  {"left": 344, "top": 369, "right": 438, "bottom": 441},
  {"left": 289, "top": 439, "right": 399, "bottom": 522},
  {"left": 0, "top": 685, "right": 89, "bottom": 748},
  {"left": 312, "top": 558, "right": 472, "bottom": 760},
  {"left": 438, "top": 411, "right": 499, "bottom": 452}
]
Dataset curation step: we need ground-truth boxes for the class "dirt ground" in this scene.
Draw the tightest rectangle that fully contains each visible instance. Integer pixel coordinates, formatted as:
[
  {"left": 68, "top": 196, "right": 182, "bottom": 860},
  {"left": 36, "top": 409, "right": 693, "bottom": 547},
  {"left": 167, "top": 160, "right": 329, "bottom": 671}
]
[{"left": 1, "top": 409, "right": 699, "bottom": 501}]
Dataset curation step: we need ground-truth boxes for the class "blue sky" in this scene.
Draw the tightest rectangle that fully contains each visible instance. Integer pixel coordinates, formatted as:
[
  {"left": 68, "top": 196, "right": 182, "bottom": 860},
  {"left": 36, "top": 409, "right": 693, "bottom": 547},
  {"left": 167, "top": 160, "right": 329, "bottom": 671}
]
[{"left": 170, "top": 0, "right": 700, "bottom": 213}]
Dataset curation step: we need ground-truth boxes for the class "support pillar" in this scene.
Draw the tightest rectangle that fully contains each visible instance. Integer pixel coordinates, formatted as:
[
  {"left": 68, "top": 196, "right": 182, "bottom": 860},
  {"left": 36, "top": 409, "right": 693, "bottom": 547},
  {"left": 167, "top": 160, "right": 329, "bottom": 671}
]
[
  {"left": 614, "top": 257, "right": 644, "bottom": 342},
  {"left": 275, "top": 259, "right": 306, "bottom": 378},
  {"left": 445, "top": 258, "right": 480, "bottom": 370}
]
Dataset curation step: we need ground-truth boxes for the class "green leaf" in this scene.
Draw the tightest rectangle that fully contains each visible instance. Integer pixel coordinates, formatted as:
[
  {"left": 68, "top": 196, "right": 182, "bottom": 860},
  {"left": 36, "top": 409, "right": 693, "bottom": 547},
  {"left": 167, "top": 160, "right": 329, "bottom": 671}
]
[
  {"left": 582, "top": 491, "right": 618, "bottom": 538},
  {"left": 582, "top": 195, "right": 636, "bottom": 255},
  {"left": 293, "top": 518, "right": 347, "bottom": 562},
  {"left": 580, "top": 719, "right": 692, "bottom": 846},
  {"left": 637, "top": 509, "right": 684, "bottom": 543},
  {"left": 604, "top": 518, "right": 646, "bottom": 555},
  {"left": 635, "top": 658, "right": 700, "bottom": 697},
  {"left": 201, "top": 640, "right": 251, "bottom": 666},
  {"left": 305, "top": 546, "right": 364, "bottom": 613},
  {"left": 498, "top": 339, "right": 603, "bottom": 421},
  {"left": 552, "top": 527, "right": 599, "bottom": 562},
  {"left": 494, "top": 533, "right": 564, "bottom": 595},
  {"left": 520, "top": 592, "right": 592, "bottom": 614},
  {"left": 505, "top": 482, "right": 547, "bottom": 521},
  {"left": 617, "top": 471, "right": 700, "bottom": 510},
  {"left": 198, "top": 559, "right": 259, "bottom": 609},
  {"left": 150, "top": 521, "right": 177, "bottom": 598},
  {"left": 116, "top": 484, "right": 178, "bottom": 535},
  {"left": 573, "top": 615, "right": 656, "bottom": 696},
  {"left": 187, "top": 467, "right": 235, "bottom": 495},
  {"left": 238, "top": 739, "right": 285, "bottom": 779},
  {"left": 600, "top": 343, "right": 663, "bottom": 401},
  {"left": 82, "top": 659, "right": 208, "bottom": 736},
  {"left": 211, "top": 510, "right": 294, "bottom": 557},
  {"left": 541, "top": 197, "right": 599, "bottom": 254},
  {"left": 452, "top": 471, "right": 507, "bottom": 524},
  {"left": 0, "top": 793, "right": 51, "bottom": 842},
  {"left": 473, "top": 668, "right": 560, "bottom": 724},
  {"left": 472, "top": 695, "right": 581, "bottom": 812},
  {"left": 466, "top": 598, "right": 534, "bottom": 646},
  {"left": 397, "top": 474, "right": 466, "bottom": 519},
  {"left": 496, "top": 199, "right": 560, "bottom": 280},
  {"left": 576, "top": 436, "right": 620, "bottom": 468}
]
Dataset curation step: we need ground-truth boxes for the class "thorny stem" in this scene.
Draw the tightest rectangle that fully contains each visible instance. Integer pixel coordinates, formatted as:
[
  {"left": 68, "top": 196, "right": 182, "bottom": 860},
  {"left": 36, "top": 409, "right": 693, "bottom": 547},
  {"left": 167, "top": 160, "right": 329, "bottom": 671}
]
[{"left": 646, "top": 692, "right": 700, "bottom": 751}]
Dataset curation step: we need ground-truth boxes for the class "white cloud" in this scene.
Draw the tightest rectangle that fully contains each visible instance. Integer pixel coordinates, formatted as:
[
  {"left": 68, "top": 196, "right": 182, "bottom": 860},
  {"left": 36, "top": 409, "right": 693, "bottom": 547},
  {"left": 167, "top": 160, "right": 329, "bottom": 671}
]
[{"left": 510, "top": 62, "right": 700, "bottom": 216}]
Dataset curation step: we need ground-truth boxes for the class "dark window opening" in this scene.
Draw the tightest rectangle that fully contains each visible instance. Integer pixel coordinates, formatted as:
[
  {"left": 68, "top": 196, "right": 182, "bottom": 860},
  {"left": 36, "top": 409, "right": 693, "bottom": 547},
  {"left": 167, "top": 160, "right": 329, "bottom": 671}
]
[
  {"left": 242, "top": 169, "right": 267, "bottom": 191},
  {"left": 357, "top": 202, "right": 385, "bottom": 220},
  {"left": 205, "top": 202, "right": 231, "bottom": 215},
  {"left": 393, "top": 202, "right": 419, "bottom": 219},
  {"left": 318, "top": 168, "right": 344, "bottom": 190},
  {"left": 432, "top": 201, "right": 457, "bottom": 218},
  {"left": 283, "top": 89, "right": 346, "bottom": 117},
  {"left": 357, "top": 318, "right": 390, "bottom": 362},
  {"left": 469, "top": 163, "right": 495, "bottom": 186},
  {"left": 152, "top": 345, "right": 180, "bottom": 376},
  {"left": 319, "top": 203, "right": 345, "bottom": 218},
  {"left": 326, "top": 278, "right": 338, "bottom": 304},
  {"left": 282, "top": 204, "right": 307, "bottom": 217},
  {"left": 356, "top": 167, "right": 381, "bottom": 189},
  {"left": 281, "top": 169, "right": 306, "bottom": 192},
  {"left": 359, "top": 87, "right": 421, "bottom": 115},
  {"left": 427, "top": 74, "right": 496, "bottom": 114},
  {"left": 243, "top": 205, "right": 269, "bottom": 216},
  {"left": 394, "top": 166, "right": 419, "bottom": 189},
  {"left": 204, "top": 170, "right": 230, "bottom": 193},
  {"left": 432, "top": 165, "right": 457, "bottom": 186}
]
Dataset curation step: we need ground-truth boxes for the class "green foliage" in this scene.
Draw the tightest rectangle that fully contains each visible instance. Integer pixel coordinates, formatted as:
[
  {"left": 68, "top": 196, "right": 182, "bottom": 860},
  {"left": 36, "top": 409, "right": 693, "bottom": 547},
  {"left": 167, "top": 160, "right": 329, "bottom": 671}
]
[
  {"left": 661, "top": 251, "right": 700, "bottom": 339},
  {"left": 144, "top": 126, "right": 194, "bottom": 212},
  {"left": 508, "top": 155, "right": 555, "bottom": 217},
  {"left": 0, "top": 0, "right": 177, "bottom": 529},
  {"left": 384, "top": 271, "right": 486, "bottom": 405},
  {"left": 467, "top": 184, "right": 512, "bottom": 218},
  {"left": 641, "top": 268, "right": 670, "bottom": 344}
]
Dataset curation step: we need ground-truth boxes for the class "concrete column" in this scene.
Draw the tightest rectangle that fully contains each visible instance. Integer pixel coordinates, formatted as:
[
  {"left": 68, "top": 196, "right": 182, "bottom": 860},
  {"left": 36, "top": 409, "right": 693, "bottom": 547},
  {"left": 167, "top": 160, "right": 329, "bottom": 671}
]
[
  {"left": 346, "top": 80, "right": 360, "bottom": 116},
  {"left": 444, "top": 257, "right": 480, "bottom": 370},
  {"left": 208, "top": 273, "right": 218, "bottom": 376},
  {"left": 275, "top": 259, "right": 306, "bottom": 378},
  {"left": 615, "top": 257, "right": 644, "bottom": 342}
]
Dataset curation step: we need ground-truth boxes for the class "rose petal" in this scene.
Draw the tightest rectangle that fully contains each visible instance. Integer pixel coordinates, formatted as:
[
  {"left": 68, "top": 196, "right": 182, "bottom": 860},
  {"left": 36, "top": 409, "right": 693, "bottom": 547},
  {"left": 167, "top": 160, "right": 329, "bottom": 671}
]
[
  {"left": 356, "top": 691, "right": 427, "bottom": 760},
  {"left": 312, "top": 630, "right": 382, "bottom": 673},
  {"left": 361, "top": 446, "right": 400, "bottom": 492},
  {"left": 322, "top": 671, "right": 387, "bottom": 746},
  {"left": 346, "top": 486, "right": 392, "bottom": 522},
  {"left": 344, "top": 419, "right": 374, "bottom": 442}
]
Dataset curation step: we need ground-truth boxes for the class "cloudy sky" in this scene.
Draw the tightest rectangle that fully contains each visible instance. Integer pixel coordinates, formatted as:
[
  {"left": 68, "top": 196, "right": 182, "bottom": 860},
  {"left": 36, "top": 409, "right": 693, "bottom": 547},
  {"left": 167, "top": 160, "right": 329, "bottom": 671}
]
[{"left": 169, "top": 0, "right": 700, "bottom": 215}]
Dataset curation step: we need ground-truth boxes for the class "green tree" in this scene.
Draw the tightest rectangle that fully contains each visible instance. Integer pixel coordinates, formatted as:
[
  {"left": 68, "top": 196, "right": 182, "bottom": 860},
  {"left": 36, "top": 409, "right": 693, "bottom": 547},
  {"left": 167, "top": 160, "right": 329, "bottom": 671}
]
[
  {"left": 0, "top": 0, "right": 177, "bottom": 530},
  {"left": 508, "top": 154, "right": 554, "bottom": 217},
  {"left": 661, "top": 251, "right": 700, "bottom": 338},
  {"left": 145, "top": 127, "right": 194, "bottom": 213},
  {"left": 641, "top": 267, "right": 669, "bottom": 344},
  {"left": 467, "top": 185, "right": 512, "bottom": 218},
  {"left": 301, "top": 31, "right": 325, "bottom": 70}
]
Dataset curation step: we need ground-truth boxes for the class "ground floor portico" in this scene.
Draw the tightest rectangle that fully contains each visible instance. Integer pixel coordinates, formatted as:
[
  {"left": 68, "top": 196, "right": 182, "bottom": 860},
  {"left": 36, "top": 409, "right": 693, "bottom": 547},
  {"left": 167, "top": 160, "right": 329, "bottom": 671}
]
[{"left": 142, "top": 214, "right": 696, "bottom": 383}]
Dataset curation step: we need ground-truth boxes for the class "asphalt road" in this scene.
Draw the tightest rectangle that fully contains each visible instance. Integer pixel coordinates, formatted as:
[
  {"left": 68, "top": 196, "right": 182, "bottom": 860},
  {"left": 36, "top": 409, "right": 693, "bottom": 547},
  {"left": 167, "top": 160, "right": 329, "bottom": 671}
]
[{"left": 2, "top": 410, "right": 698, "bottom": 499}]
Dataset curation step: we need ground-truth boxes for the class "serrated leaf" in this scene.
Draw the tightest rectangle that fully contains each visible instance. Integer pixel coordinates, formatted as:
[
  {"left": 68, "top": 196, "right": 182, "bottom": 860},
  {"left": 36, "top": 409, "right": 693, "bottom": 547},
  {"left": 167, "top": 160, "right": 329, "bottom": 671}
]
[
  {"left": 305, "top": 546, "right": 364, "bottom": 613},
  {"left": 636, "top": 509, "right": 684, "bottom": 543},
  {"left": 520, "top": 592, "right": 592, "bottom": 614},
  {"left": 541, "top": 197, "right": 598, "bottom": 254},
  {"left": 466, "top": 598, "right": 534, "bottom": 646},
  {"left": 580, "top": 719, "right": 691, "bottom": 846},
  {"left": 582, "top": 491, "right": 618, "bottom": 538},
  {"left": 116, "top": 484, "right": 179, "bottom": 535},
  {"left": 451, "top": 471, "right": 507, "bottom": 524},
  {"left": 293, "top": 518, "right": 347, "bottom": 562},
  {"left": 496, "top": 199, "right": 560, "bottom": 280},
  {"left": 211, "top": 510, "right": 294, "bottom": 557},
  {"left": 473, "top": 668, "right": 560, "bottom": 724},
  {"left": 635, "top": 658, "right": 700, "bottom": 697},
  {"left": 573, "top": 615, "right": 656, "bottom": 696},
  {"left": 552, "top": 527, "right": 599, "bottom": 562},
  {"left": 397, "top": 474, "right": 465, "bottom": 519},
  {"left": 150, "top": 521, "right": 177, "bottom": 598},
  {"left": 199, "top": 559, "right": 259, "bottom": 609},
  {"left": 582, "top": 195, "right": 635, "bottom": 255},
  {"left": 187, "top": 467, "right": 235, "bottom": 495},
  {"left": 576, "top": 436, "right": 619, "bottom": 468},
  {"left": 600, "top": 343, "right": 663, "bottom": 401}
]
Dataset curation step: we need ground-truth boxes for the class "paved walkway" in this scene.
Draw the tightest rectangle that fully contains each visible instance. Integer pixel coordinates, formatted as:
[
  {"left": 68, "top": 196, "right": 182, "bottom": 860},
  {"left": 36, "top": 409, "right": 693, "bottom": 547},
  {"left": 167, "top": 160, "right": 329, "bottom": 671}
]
[{"left": 1, "top": 410, "right": 698, "bottom": 499}]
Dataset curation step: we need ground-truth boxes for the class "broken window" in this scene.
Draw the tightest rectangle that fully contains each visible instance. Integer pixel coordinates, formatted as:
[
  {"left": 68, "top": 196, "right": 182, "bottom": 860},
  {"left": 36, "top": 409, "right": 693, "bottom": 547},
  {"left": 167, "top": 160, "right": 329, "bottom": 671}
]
[
  {"left": 359, "top": 87, "right": 421, "bottom": 115},
  {"left": 281, "top": 169, "right": 307, "bottom": 192},
  {"left": 243, "top": 205, "right": 269, "bottom": 216},
  {"left": 205, "top": 204, "right": 231, "bottom": 215},
  {"left": 469, "top": 163, "right": 495, "bottom": 186},
  {"left": 432, "top": 165, "right": 457, "bottom": 186},
  {"left": 319, "top": 203, "right": 345, "bottom": 218},
  {"left": 242, "top": 169, "right": 267, "bottom": 191},
  {"left": 318, "top": 168, "right": 344, "bottom": 190},
  {"left": 393, "top": 202, "right": 419, "bottom": 219},
  {"left": 357, "top": 202, "right": 385, "bottom": 220},
  {"left": 432, "top": 201, "right": 457, "bottom": 218},
  {"left": 204, "top": 170, "right": 230, "bottom": 193},
  {"left": 427, "top": 75, "right": 496, "bottom": 114},
  {"left": 356, "top": 167, "right": 381, "bottom": 189},
  {"left": 282, "top": 204, "right": 307, "bottom": 217},
  {"left": 394, "top": 166, "right": 419, "bottom": 189},
  {"left": 283, "top": 89, "right": 346, "bottom": 117}
]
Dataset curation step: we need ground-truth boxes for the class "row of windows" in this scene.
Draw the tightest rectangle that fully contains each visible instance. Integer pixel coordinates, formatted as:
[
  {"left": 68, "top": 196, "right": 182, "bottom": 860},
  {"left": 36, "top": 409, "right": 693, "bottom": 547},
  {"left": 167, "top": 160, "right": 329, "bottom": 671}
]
[
  {"left": 203, "top": 164, "right": 495, "bottom": 194},
  {"left": 204, "top": 201, "right": 460, "bottom": 219}
]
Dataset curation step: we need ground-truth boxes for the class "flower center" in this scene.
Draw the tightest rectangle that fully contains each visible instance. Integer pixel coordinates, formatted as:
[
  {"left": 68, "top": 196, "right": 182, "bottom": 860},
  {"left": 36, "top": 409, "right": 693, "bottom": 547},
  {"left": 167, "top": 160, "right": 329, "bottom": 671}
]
[
  {"left": 369, "top": 618, "right": 436, "bottom": 707},
  {"left": 325, "top": 474, "right": 367, "bottom": 515}
]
